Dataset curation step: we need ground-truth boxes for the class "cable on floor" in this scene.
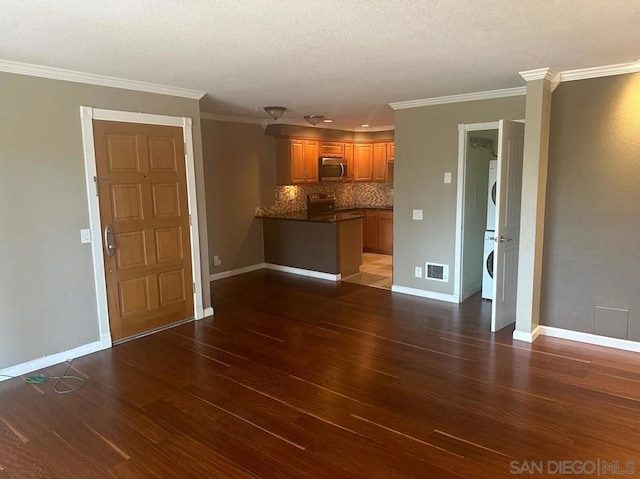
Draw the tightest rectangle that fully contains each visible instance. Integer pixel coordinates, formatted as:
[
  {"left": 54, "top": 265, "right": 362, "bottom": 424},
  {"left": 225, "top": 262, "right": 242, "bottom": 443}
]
[{"left": 0, "top": 360, "right": 85, "bottom": 394}]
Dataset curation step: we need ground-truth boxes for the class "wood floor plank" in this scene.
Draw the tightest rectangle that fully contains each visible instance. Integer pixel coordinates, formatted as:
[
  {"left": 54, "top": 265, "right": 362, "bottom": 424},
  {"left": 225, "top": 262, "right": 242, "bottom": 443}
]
[{"left": 2, "top": 269, "right": 640, "bottom": 477}]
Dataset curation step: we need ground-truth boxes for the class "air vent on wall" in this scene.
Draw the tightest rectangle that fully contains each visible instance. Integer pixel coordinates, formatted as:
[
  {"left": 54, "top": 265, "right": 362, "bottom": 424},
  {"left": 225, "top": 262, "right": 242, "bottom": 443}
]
[{"left": 426, "top": 262, "right": 449, "bottom": 282}]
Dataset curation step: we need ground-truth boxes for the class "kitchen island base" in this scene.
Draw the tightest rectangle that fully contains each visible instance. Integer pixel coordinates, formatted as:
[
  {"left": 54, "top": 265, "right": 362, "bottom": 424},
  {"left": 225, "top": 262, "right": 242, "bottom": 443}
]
[{"left": 262, "top": 217, "right": 362, "bottom": 279}]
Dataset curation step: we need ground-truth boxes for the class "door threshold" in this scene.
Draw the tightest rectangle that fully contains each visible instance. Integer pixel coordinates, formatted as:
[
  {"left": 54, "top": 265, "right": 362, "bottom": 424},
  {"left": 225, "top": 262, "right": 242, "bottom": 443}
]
[{"left": 112, "top": 316, "right": 197, "bottom": 345}]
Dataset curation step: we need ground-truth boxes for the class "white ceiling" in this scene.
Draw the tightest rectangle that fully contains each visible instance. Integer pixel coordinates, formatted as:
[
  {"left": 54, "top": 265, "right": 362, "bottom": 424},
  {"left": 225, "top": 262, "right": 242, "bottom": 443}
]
[{"left": 1, "top": 0, "right": 639, "bottom": 130}]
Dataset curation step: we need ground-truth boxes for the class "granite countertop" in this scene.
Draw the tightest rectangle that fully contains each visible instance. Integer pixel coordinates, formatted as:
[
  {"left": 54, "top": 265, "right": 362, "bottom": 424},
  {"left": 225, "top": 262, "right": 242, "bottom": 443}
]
[
  {"left": 256, "top": 210, "right": 366, "bottom": 223},
  {"left": 335, "top": 205, "right": 394, "bottom": 211}
]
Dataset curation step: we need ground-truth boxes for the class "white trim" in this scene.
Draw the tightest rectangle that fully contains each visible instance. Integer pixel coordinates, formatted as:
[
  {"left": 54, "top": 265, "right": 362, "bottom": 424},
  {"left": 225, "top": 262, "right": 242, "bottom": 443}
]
[
  {"left": 0, "top": 59, "right": 205, "bottom": 99},
  {"left": 454, "top": 121, "right": 500, "bottom": 305},
  {"left": 512, "top": 327, "right": 540, "bottom": 343},
  {"left": 519, "top": 67, "right": 560, "bottom": 82},
  {"left": 264, "top": 263, "right": 341, "bottom": 282},
  {"left": 210, "top": 263, "right": 266, "bottom": 281},
  {"left": 389, "top": 87, "right": 526, "bottom": 110},
  {"left": 80, "top": 107, "right": 112, "bottom": 347},
  {"left": 538, "top": 326, "right": 640, "bottom": 353},
  {"left": 519, "top": 67, "right": 561, "bottom": 92},
  {"left": 0, "top": 340, "right": 106, "bottom": 383},
  {"left": 204, "top": 307, "right": 214, "bottom": 317},
  {"left": 391, "top": 285, "right": 459, "bottom": 304},
  {"left": 80, "top": 107, "right": 207, "bottom": 345},
  {"left": 181, "top": 116, "right": 206, "bottom": 320},
  {"left": 560, "top": 62, "right": 640, "bottom": 83},
  {"left": 200, "top": 112, "right": 394, "bottom": 132}
]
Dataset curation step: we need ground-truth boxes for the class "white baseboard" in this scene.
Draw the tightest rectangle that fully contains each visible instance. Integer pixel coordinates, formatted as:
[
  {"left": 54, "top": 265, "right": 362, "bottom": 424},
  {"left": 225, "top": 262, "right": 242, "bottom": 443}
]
[
  {"left": 512, "top": 326, "right": 540, "bottom": 343},
  {"left": 209, "top": 263, "right": 266, "bottom": 281},
  {"left": 204, "top": 307, "right": 214, "bottom": 317},
  {"left": 264, "top": 263, "right": 341, "bottom": 282},
  {"left": 538, "top": 326, "right": 640, "bottom": 353},
  {"left": 0, "top": 340, "right": 108, "bottom": 383},
  {"left": 391, "top": 285, "right": 459, "bottom": 303}
]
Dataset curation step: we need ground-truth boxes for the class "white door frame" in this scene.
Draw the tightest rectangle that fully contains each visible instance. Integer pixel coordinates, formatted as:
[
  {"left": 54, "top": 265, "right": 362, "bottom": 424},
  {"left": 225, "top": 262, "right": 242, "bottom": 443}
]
[
  {"left": 80, "top": 106, "right": 206, "bottom": 348},
  {"left": 454, "top": 121, "right": 500, "bottom": 303}
]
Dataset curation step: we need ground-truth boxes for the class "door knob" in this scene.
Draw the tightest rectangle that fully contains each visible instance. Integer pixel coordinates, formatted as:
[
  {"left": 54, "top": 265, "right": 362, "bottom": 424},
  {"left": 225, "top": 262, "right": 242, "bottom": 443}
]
[
  {"left": 499, "top": 236, "right": 512, "bottom": 243},
  {"left": 104, "top": 224, "right": 117, "bottom": 256}
]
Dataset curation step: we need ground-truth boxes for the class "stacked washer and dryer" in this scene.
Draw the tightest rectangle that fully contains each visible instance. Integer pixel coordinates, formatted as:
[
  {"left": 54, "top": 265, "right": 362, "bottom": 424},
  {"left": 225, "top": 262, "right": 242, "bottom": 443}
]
[{"left": 482, "top": 160, "right": 497, "bottom": 300}]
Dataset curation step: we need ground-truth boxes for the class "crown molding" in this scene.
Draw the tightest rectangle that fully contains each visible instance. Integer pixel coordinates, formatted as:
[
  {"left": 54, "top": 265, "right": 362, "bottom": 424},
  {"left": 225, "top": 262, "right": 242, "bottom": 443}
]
[
  {"left": 519, "top": 67, "right": 560, "bottom": 83},
  {"left": 389, "top": 86, "right": 526, "bottom": 110},
  {"left": 200, "top": 112, "right": 394, "bottom": 132},
  {"left": 519, "top": 67, "right": 561, "bottom": 91},
  {"left": 0, "top": 59, "right": 205, "bottom": 99},
  {"left": 559, "top": 61, "right": 640, "bottom": 82}
]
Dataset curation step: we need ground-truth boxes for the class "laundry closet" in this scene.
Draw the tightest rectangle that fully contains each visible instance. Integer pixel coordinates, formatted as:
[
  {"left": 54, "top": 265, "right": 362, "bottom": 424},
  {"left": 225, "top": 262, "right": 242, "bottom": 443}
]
[{"left": 460, "top": 129, "right": 499, "bottom": 302}]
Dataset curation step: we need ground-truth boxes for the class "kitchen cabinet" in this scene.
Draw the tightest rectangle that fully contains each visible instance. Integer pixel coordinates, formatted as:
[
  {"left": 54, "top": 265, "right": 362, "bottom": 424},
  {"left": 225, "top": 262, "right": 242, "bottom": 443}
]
[
  {"left": 343, "top": 143, "right": 354, "bottom": 181},
  {"left": 276, "top": 138, "right": 318, "bottom": 184},
  {"left": 372, "top": 141, "right": 395, "bottom": 182},
  {"left": 319, "top": 142, "right": 344, "bottom": 158},
  {"left": 363, "top": 209, "right": 393, "bottom": 254},
  {"left": 388, "top": 142, "right": 395, "bottom": 162},
  {"left": 353, "top": 143, "right": 373, "bottom": 182},
  {"left": 373, "top": 143, "right": 388, "bottom": 182}
]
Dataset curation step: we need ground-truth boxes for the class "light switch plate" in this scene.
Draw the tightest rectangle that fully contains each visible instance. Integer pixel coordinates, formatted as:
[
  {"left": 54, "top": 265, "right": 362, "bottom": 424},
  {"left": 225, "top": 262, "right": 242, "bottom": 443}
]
[
  {"left": 80, "top": 229, "right": 91, "bottom": 244},
  {"left": 414, "top": 266, "right": 423, "bottom": 278},
  {"left": 412, "top": 209, "right": 423, "bottom": 220},
  {"left": 444, "top": 172, "right": 452, "bottom": 184}
]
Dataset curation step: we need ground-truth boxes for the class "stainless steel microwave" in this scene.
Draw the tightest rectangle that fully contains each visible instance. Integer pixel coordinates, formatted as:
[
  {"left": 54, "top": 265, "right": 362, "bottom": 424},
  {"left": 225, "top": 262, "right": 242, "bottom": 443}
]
[{"left": 319, "top": 157, "right": 347, "bottom": 181}]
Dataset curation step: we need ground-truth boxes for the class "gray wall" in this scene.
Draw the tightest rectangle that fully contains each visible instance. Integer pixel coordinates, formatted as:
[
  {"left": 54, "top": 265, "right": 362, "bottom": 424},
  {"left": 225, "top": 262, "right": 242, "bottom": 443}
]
[
  {"left": 0, "top": 72, "right": 209, "bottom": 370},
  {"left": 541, "top": 73, "right": 640, "bottom": 340},
  {"left": 201, "top": 119, "right": 275, "bottom": 275},
  {"left": 394, "top": 97, "right": 525, "bottom": 295}
]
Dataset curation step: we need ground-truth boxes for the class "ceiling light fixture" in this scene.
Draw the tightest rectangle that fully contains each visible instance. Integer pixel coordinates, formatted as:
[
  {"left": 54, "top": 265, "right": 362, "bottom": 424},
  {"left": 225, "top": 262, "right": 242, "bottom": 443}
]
[
  {"left": 360, "top": 124, "right": 370, "bottom": 128},
  {"left": 264, "top": 106, "right": 286, "bottom": 120},
  {"left": 304, "top": 115, "right": 325, "bottom": 126}
]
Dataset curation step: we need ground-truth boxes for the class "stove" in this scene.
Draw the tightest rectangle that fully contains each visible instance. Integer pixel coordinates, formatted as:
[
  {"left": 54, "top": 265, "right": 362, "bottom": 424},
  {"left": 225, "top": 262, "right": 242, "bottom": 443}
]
[{"left": 307, "top": 193, "right": 336, "bottom": 217}]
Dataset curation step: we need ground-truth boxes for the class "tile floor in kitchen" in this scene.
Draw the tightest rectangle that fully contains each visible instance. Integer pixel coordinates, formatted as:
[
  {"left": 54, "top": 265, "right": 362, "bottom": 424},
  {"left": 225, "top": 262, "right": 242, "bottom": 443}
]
[{"left": 342, "top": 252, "right": 392, "bottom": 289}]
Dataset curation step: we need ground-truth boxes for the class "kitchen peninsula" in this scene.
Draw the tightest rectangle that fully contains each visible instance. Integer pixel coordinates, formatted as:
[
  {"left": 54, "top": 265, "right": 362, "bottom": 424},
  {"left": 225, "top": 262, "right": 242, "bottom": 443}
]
[
  {"left": 259, "top": 211, "right": 364, "bottom": 280},
  {"left": 257, "top": 194, "right": 365, "bottom": 279}
]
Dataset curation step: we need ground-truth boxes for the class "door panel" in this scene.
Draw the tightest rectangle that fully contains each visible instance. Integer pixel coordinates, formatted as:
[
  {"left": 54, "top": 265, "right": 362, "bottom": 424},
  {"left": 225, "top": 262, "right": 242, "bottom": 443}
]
[
  {"left": 93, "top": 120, "right": 194, "bottom": 341},
  {"left": 491, "top": 120, "right": 524, "bottom": 332}
]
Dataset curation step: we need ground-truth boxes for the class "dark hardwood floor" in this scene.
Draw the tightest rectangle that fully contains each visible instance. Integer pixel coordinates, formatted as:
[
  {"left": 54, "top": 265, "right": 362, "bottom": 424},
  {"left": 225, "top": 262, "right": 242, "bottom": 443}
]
[{"left": 1, "top": 270, "right": 640, "bottom": 478}]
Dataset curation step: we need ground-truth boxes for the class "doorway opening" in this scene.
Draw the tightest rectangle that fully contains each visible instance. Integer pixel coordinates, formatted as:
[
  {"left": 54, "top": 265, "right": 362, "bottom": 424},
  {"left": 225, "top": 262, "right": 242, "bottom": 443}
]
[{"left": 454, "top": 121, "right": 525, "bottom": 332}]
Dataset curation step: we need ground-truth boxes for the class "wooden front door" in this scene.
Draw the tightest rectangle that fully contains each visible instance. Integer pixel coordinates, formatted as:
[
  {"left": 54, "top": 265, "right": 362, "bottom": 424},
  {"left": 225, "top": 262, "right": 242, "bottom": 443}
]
[{"left": 93, "top": 120, "right": 194, "bottom": 341}]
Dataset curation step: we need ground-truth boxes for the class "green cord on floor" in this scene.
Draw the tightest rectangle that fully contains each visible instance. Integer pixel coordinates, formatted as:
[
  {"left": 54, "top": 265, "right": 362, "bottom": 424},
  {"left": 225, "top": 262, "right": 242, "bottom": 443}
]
[{"left": 0, "top": 361, "right": 85, "bottom": 394}]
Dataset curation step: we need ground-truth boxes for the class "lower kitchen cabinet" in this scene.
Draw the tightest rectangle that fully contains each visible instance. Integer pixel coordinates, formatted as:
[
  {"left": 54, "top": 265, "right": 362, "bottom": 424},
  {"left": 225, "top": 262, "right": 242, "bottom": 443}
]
[{"left": 363, "top": 209, "right": 393, "bottom": 255}]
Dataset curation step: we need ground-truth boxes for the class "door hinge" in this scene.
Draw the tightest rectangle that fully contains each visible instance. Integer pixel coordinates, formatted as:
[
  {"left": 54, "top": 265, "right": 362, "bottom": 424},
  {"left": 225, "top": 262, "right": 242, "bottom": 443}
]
[
  {"left": 93, "top": 176, "right": 99, "bottom": 197},
  {"left": 192, "top": 282, "right": 195, "bottom": 293},
  {"left": 189, "top": 214, "right": 192, "bottom": 225}
]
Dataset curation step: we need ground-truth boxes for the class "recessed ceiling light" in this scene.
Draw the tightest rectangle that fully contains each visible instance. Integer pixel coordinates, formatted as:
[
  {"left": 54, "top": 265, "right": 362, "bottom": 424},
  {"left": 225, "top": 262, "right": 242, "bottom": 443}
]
[
  {"left": 323, "top": 119, "right": 333, "bottom": 123},
  {"left": 360, "top": 124, "right": 370, "bottom": 128}
]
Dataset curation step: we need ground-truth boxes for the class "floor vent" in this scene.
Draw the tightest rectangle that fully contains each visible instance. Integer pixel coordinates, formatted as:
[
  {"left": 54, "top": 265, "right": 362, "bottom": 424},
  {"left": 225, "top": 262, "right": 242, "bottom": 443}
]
[{"left": 426, "top": 262, "right": 449, "bottom": 282}]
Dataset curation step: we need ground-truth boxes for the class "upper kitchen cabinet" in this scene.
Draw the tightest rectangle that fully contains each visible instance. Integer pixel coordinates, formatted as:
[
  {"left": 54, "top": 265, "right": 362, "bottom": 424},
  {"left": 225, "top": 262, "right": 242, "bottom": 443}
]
[
  {"left": 319, "top": 142, "right": 344, "bottom": 158},
  {"left": 343, "top": 143, "right": 354, "bottom": 181},
  {"left": 373, "top": 143, "right": 388, "bottom": 182},
  {"left": 388, "top": 142, "right": 395, "bottom": 162},
  {"left": 276, "top": 138, "right": 319, "bottom": 184},
  {"left": 353, "top": 143, "right": 373, "bottom": 182}
]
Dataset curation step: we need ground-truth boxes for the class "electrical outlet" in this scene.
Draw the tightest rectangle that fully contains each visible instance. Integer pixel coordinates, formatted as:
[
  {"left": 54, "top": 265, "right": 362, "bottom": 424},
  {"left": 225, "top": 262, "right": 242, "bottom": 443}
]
[
  {"left": 414, "top": 266, "right": 423, "bottom": 278},
  {"left": 412, "top": 209, "right": 423, "bottom": 220},
  {"left": 213, "top": 255, "right": 222, "bottom": 267},
  {"left": 444, "top": 172, "right": 452, "bottom": 184}
]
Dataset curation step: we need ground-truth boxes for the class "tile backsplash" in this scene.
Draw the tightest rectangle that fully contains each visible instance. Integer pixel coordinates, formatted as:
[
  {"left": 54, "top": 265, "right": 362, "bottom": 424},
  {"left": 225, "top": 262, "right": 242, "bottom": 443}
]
[{"left": 256, "top": 183, "right": 393, "bottom": 215}]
